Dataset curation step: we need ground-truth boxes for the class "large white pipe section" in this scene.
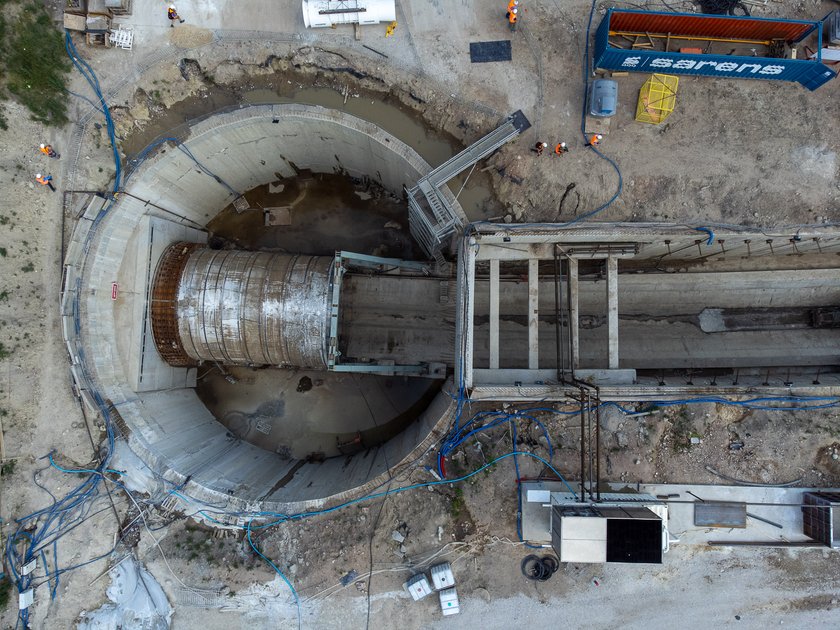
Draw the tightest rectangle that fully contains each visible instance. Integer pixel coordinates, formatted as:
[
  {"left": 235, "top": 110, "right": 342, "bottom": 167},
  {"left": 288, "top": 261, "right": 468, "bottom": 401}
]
[{"left": 302, "top": 0, "right": 395, "bottom": 28}]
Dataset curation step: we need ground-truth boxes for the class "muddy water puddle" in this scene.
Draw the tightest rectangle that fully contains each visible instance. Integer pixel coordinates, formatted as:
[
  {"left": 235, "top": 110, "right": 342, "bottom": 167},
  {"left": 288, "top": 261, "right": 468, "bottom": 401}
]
[
  {"left": 197, "top": 367, "right": 439, "bottom": 459},
  {"left": 208, "top": 173, "right": 421, "bottom": 259}
]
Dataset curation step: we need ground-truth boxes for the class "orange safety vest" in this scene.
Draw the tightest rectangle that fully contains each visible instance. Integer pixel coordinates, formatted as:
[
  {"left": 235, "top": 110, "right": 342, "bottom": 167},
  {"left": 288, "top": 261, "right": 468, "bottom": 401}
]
[
  {"left": 36, "top": 175, "right": 50, "bottom": 184},
  {"left": 509, "top": 10, "right": 517, "bottom": 24},
  {"left": 555, "top": 144, "right": 567, "bottom": 155},
  {"left": 39, "top": 146, "right": 51, "bottom": 156},
  {"left": 507, "top": 0, "right": 519, "bottom": 11}
]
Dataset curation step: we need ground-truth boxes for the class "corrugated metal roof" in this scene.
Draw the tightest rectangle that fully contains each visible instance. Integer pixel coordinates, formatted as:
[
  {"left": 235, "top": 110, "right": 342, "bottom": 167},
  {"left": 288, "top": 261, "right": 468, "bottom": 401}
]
[{"left": 608, "top": 9, "right": 815, "bottom": 42}]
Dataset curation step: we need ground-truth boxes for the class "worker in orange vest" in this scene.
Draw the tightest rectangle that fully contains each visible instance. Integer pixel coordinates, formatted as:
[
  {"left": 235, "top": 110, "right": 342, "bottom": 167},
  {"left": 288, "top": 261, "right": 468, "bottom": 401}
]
[
  {"left": 554, "top": 142, "right": 568, "bottom": 156},
  {"left": 586, "top": 134, "right": 603, "bottom": 147},
  {"left": 35, "top": 173, "right": 56, "bottom": 191},
  {"left": 507, "top": 0, "right": 520, "bottom": 12},
  {"left": 508, "top": 7, "right": 518, "bottom": 31},
  {"left": 39, "top": 143, "right": 59, "bottom": 158},
  {"left": 168, "top": 5, "right": 185, "bottom": 26}
]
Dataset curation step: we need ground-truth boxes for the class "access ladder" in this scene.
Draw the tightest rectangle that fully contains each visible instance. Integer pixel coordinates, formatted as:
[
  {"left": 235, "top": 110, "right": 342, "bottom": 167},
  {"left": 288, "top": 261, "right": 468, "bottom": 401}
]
[{"left": 407, "top": 110, "right": 531, "bottom": 259}]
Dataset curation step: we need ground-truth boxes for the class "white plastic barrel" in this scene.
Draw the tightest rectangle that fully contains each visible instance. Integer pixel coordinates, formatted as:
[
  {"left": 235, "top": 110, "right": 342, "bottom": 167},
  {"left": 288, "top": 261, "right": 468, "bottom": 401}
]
[{"left": 302, "top": 0, "right": 396, "bottom": 28}]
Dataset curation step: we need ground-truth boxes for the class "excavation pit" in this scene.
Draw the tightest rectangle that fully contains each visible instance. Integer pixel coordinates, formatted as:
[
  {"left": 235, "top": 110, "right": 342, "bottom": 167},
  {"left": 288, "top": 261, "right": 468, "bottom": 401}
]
[{"left": 64, "top": 104, "right": 461, "bottom": 518}]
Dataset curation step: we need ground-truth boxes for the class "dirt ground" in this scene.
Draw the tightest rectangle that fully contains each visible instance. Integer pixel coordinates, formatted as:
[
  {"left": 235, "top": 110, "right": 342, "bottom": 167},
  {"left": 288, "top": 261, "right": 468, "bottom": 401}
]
[{"left": 1, "top": 0, "right": 840, "bottom": 627}]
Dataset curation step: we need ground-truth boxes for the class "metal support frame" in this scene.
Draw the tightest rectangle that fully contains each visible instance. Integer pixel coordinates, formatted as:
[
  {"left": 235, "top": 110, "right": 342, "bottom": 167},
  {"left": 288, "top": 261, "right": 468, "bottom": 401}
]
[
  {"left": 327, "top": 250, "right": 435, "bottom": 376},
  {"left": 571, "top": 384, "right": 602, "bottom": 502},
  {"left": 408, "top": 110, "right": 531, "bottom": 258}
]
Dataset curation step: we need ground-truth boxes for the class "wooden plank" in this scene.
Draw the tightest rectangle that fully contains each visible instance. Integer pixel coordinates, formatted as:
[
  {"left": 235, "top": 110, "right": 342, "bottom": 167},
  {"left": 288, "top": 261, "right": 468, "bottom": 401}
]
[
  {"left": 528, "top": 258, "right": 539, "bottom": 370},
  {"left": 489, "top": 259, "right": 500, "bottom": 370}
]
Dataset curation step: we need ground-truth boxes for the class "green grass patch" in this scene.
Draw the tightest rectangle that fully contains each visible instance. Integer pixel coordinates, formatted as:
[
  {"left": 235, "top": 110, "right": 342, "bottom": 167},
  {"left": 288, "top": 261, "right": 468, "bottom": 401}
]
[
  {"left": 0, "top": 575, "right": 10, "bottom": 613},
  {"left": 4, "top": 3, "right": 71, "bottom": 125},
  {"left": 450, "top": 487, "right": 465, "bottom": 519}
]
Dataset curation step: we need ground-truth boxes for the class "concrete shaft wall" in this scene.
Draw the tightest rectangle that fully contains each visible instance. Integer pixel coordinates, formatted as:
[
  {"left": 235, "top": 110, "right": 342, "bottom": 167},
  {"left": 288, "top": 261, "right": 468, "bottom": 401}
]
[
  {"left": 162, "top": 247, "right": 333, "bottom": 368},
  {"left": 66, "top": 105, "right": 458, "bottom": 518}
]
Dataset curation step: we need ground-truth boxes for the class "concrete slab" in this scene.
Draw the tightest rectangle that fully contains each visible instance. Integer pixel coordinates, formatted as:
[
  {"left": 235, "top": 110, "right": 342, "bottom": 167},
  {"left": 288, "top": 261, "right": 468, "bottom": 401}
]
[{"left": 264, "top": 207, "right": 292, "bottom": 226}]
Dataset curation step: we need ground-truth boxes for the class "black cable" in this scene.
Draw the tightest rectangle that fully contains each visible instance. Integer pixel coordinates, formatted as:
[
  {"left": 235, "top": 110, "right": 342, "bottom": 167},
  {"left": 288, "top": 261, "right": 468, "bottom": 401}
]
[
  {"left": 365, "top": 484, "right": 390, "bottom": 630},
  {"left": 520, "top": 554, "right": 559, "bottom": 581}
]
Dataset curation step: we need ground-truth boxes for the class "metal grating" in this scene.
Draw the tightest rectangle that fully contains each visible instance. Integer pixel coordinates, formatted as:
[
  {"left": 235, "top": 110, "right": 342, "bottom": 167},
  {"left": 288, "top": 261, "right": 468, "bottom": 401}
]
[
  {"left": 408, "top": 111, "right": 530, "bottom": 258},
  {"left": 150, "top": 242, "right": 204, "bottom": 366},
  {"left": 802, "top": 492, "right": 840, "bottom": 547},
  {"left": 469, "top": 41, "right": 512, "bottom": 63}
]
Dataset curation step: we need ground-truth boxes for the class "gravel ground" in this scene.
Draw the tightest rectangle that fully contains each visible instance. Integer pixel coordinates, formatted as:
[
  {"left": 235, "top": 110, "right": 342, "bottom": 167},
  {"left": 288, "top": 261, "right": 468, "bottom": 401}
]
[{"left": 1, "top": 0, "right": 839, "bottom": 628}]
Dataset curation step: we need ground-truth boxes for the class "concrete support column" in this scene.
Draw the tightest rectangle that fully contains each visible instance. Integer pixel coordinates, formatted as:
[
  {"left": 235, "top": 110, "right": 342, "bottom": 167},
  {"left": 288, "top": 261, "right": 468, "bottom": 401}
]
[
  {"left": 489, "top": 258, "right": 500, "bottom": 369},
  {"left": 607, "top": 256, "right": 619, "bottom": 369},
  {"left": 464, "top": 240, "right": 477, "bottom": 388},
  {"left": 528, "top": 258, "right": 539, "bottom": 369},
  {"left": 569, "top": 258, "right": 579, "bottom": 370}
]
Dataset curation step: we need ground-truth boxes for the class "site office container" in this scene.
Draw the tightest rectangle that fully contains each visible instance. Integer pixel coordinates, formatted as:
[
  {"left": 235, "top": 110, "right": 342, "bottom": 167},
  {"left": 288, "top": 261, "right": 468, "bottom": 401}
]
[{"left": 594, "top": 9, "right": 837, "bottom": 91}]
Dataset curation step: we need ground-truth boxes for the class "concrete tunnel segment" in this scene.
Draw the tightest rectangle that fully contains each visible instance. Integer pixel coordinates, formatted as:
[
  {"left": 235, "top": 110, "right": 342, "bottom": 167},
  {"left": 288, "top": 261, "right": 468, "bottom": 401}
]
[{"left": 63, "top": 104, "right": 462, "bottom": 519}]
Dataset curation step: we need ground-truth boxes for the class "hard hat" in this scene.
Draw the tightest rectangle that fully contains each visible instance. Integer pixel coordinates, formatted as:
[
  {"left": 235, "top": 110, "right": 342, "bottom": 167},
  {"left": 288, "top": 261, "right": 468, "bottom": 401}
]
[
  {"left": 541, "top": 142, "right": 547, "bottom": 147},
  {"left": 36, "top": 173, "right": 42, "bottom": 178},
  {"left": 40, "top": 143, "right": 45, "bottom": 148},
  {"left": 512, "top": 8, "right": 517, "bottom": 13},
  {"left": 560, "top": 142, "right": 567, "bottom": 147},
  {"left": 596, "top": 134, "right": 603, "bottom": 139},
  {"left": 169, "top": 5, "right": 175, "bottom": 9}
]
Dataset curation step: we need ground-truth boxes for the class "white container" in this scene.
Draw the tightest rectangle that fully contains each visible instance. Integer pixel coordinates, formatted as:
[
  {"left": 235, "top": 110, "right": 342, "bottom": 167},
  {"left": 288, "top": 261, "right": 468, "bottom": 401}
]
[
  {"left": 404, "top": 574, "right": 433, "bottom": 601},
  {"left": 302, "top": 0, "right": 396, "bottom": 28},
  {"left": 439, "top": 587, "right": 460, "bottom": 616},
  {"left": 430, "top": 562, "right": 455, "bottom": 591}
]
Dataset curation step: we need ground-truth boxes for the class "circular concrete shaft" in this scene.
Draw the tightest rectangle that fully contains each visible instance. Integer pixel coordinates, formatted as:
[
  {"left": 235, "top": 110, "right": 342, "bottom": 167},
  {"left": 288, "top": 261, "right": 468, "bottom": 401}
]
[
  {"left": 64, "top": 104, "right": 460, "bottom": 520},
  {"left": 152, "top": 244, "right": 333, "bottom": 369}
]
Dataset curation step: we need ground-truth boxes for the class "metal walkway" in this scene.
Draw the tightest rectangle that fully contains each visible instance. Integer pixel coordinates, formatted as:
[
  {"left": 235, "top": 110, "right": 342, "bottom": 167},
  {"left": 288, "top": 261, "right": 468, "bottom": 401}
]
[{"left": 407, "top": 110, "right": 531, "bottom": 258}]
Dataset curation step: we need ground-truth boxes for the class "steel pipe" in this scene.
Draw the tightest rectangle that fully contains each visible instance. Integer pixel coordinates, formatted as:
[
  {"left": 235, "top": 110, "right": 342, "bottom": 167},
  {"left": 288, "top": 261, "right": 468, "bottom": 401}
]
[{"left": 151, "top": 243, "right": 333, "bottom": 369}]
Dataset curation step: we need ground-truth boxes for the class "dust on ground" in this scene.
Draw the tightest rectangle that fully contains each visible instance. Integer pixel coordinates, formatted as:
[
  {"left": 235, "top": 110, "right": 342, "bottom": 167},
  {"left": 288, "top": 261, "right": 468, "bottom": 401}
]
[{"left": 2, "top": 0, "right": 840, "bottom": 627}]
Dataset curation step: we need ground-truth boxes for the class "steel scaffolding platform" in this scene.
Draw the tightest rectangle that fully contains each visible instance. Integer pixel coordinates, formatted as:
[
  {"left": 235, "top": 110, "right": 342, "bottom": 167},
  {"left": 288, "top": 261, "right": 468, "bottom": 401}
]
[{"left": 407, "top": 110, "right": 530, "bottom": 258}]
